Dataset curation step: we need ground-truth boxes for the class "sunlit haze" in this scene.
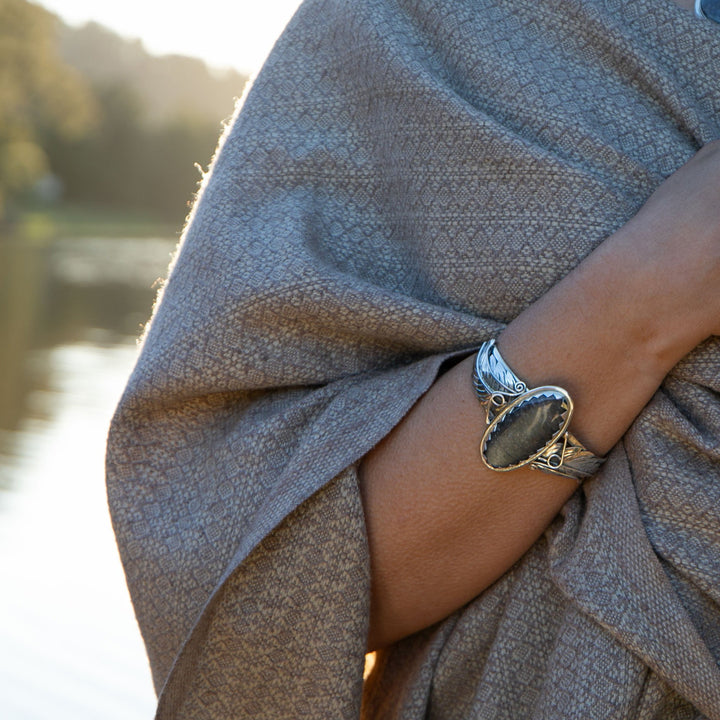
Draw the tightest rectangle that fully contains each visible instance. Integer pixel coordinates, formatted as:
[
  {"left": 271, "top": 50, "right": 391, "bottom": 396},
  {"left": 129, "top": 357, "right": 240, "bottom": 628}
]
[{"left": 33, "top": 0, "right": 304, "bottom": 74}]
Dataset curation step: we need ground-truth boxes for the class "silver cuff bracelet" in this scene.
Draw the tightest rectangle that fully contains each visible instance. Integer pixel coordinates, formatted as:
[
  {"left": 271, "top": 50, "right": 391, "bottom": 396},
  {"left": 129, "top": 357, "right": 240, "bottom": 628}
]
[{"left": 472, "top": 339, "right": 605, "bottom": 483}]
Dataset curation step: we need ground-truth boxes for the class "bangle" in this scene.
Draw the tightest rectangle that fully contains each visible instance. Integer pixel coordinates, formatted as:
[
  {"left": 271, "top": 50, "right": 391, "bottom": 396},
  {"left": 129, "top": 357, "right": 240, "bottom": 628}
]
[{"left": 472, "top": 340, "right": 605, "bottom": 483}]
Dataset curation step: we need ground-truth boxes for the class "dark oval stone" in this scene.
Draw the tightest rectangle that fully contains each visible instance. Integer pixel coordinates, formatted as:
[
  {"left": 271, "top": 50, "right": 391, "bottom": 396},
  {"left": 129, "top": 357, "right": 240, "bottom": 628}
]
[
  {"left": 483, "top": 389, "right": 570, "bottom": 469},
  {"left": 700, "top": 0, "right": 720, "bottom": 22}
]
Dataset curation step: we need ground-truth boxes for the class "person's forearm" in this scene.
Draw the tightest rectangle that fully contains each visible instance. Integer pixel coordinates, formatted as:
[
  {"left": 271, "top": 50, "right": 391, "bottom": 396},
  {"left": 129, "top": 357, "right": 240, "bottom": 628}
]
[{"left": 359, "top": 145, "right": 720, "bottom": 651}]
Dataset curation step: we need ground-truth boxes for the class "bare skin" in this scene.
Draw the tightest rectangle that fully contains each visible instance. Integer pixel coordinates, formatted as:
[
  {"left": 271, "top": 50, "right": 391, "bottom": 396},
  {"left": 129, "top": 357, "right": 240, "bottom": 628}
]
[{"left": 359, "top": 141, "right": 720, "bottom": 651}]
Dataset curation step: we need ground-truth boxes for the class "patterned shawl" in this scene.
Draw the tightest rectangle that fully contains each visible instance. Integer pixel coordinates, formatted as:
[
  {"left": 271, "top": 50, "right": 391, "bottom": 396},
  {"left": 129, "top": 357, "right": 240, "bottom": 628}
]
[{"left": 106, "top": 0, "right": 720, "bottom": 717}]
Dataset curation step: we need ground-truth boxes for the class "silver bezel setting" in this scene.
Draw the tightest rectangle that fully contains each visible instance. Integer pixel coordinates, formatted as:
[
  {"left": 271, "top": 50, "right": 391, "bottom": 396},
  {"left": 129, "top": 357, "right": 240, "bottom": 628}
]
[
  {"left": 473, "top": 339, "right": 605, "bottom": 482},
  {"left": 480, "top": 386, "right": 573, "bottom": 471}
]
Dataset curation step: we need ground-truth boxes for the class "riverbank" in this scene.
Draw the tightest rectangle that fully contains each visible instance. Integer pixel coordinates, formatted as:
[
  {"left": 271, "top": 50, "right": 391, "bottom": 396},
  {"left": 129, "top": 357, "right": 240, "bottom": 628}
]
[{"left": 6, "top": 203, "right": 181, "bottom": 243}]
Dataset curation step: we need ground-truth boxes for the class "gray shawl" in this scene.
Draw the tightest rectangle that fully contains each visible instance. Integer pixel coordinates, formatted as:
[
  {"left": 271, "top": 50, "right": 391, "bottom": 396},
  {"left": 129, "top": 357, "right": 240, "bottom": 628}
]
[{"left": 106, "top": 0, "right": 720, "bottom": 717}]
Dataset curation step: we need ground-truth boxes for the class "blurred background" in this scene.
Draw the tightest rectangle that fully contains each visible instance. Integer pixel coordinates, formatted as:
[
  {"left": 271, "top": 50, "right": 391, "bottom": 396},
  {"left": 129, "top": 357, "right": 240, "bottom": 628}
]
[{"left": 0, "top": 0, "right": 300, "bottom": 716}]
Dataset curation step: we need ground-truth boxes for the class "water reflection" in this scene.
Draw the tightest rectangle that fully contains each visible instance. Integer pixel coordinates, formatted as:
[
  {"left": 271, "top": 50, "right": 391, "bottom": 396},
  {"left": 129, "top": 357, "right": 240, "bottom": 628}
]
[
  {"left": 0, "top": 236, "right": 173, "bottom": 458},
  {"left": 0, "top": 234, "right": 175, "bottom": 719}
]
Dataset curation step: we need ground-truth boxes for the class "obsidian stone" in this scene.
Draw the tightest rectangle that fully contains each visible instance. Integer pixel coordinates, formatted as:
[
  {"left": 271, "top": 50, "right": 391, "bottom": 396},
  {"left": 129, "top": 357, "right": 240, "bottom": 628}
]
[
  {"left": 483, "top": 391, "right": 568, "bottom": 469},
  {"left": 700, "top": 0, "right": 720, "bottom": 22}
]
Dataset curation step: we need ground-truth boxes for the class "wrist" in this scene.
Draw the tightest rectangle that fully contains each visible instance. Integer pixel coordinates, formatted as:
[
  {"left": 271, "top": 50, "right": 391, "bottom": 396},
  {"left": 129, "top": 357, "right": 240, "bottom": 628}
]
[
  {"left": 496, "top": 227, "right": 682, "bottom": 456},
  {"left": 598, "top": 217, "right": 711, "bottom": 372}
]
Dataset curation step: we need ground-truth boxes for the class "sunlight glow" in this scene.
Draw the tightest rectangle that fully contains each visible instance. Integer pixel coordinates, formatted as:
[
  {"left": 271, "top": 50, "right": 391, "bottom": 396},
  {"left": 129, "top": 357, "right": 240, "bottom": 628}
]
[{"left": 33, "top": 0, "right": 304, "bottom": 73}]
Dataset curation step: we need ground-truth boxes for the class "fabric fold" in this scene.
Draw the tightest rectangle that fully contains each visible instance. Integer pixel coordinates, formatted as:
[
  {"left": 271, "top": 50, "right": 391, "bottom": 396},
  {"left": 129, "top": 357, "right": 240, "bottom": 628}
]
[
  {"left": 549, "top": 444, "right": 720, "bottom": 718},
  {"left": 155, "top": 469, "right": 371, "bottom": 719}
]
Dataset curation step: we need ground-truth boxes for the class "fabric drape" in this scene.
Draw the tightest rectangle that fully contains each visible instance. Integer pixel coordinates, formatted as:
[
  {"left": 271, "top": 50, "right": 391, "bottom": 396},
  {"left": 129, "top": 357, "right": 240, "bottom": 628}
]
[{"left": 106, "top": 0, "right": 720, "bottom": 717}]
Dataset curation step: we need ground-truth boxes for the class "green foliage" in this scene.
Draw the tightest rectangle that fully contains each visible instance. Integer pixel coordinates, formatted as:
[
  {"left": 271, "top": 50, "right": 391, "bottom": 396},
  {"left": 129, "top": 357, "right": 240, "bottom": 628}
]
[
  {"left": 44, "top": 83, "right": 222, "bottom": 221},
  {"left": 0, "top": 0, "right": 96, "bottom": 138},
  {"left": 3, "top": 0, "right": 248, "bottom": 226},
  {"left": 0, "top": 0, "right": 96, "bottom": 217},
  {"left": 44, "top": 16, "right": 248, "bottom": 223},
  {"left": 0, "top": 139, "right": 48, "bottom": 192}
]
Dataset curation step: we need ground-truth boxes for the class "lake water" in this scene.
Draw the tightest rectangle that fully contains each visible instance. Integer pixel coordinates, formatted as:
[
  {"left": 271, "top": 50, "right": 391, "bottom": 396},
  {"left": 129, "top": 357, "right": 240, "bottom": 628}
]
[{"left": 0, "top": 235, "right": 177, "bottom": 719}]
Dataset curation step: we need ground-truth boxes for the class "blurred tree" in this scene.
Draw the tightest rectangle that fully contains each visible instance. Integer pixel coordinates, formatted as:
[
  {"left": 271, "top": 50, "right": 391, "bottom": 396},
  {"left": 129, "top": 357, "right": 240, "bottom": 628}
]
[
  {"left": 58, "top": 21, "right": 247, "bottom": 127},
  {"left": 139, "top": 114, "right": 221, "bottom": 219},
  {"left": 45, "top": 15, "right": 247, "bottom": 224},
  {"left": 1, "top": 1, "right": 246, "bottom": 227},
  {"left": 0, "top": 0, "right": 96, "bottom": 219},
  {"left": 45, "top": 83, "right": 146, "bottom": 209},
  {"left": 45, "top": 82, "right": 220, "bottom": 221}
]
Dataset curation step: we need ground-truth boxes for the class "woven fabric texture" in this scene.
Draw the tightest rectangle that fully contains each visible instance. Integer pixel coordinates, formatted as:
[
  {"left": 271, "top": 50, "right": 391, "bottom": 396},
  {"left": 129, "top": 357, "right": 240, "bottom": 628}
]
[{"left": 106, "top": 0, "right": 720, "bottom": 717}]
